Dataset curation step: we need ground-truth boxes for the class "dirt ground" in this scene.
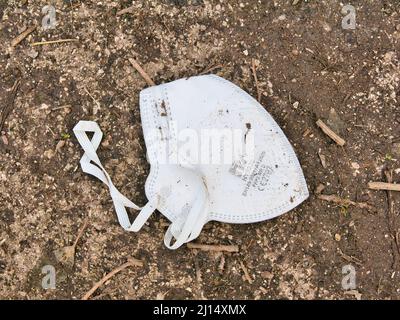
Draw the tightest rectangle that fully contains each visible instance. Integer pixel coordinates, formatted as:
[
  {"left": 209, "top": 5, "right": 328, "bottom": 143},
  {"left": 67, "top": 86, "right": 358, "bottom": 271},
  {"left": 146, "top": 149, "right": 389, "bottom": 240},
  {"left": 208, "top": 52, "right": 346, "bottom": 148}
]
[{"left": 0, "top": 0, "right": 400, "bottom": 300}]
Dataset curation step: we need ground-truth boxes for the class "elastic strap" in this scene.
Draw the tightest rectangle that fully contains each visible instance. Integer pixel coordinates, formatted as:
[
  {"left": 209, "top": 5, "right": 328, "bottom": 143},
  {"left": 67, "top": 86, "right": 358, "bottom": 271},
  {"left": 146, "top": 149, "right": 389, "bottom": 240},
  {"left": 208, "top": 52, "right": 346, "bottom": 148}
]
[
  {"left": 164, "top": 181, "right": 209, "bottom": 249},
  {"left": 73, "top": 120, "right": 157, "bottom": 232}
]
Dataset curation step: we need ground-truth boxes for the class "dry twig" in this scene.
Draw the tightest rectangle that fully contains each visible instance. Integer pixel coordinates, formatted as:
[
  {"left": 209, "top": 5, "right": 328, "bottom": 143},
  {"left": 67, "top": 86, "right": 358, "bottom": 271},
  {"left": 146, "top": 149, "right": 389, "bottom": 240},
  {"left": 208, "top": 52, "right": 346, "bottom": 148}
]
[
  {"left": 73, "top": 218, "right": 89, "bottom": 249},
  {"left": 128, "top": 58, "right": 156, "bottom": 86},
  {"left": 368, "top": 182, "right": 400, "bottom": 192},
  {"left": 187, "top": 243, "right": 239, "bottom": 253},
  {"left": 302, "top": 128, "right": 312, "bottom": 137},
  {"left": 11, "top": 25, "right": 36, "bottom": 47},
  {"left": 318, "top": 194, "right": 373, "bottom": 210},
  {"left": 316, "top": 119, "right": 346, "bottom": 146},
  {"left": 82, "top": 258, "right": 143, "bottom": 300}
]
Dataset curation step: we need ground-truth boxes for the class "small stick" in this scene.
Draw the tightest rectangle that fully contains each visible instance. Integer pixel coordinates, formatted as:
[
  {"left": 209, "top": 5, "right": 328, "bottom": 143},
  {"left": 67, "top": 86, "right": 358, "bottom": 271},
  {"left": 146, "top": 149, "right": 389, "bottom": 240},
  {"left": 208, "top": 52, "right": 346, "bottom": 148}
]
[
  {"left": 187, "top": 243, "right": 239, "bottom": 253},
  {"left": 128, "top": 58, "right": 156, "bottom": 86},
  {"left": 368, "top": 182, "right": 400, "bottom": 192},
  {"left": 239, "top": 261, "right": 253, "bottom": 284},
  {"left": 11, "top": 25, "right": 37, "bottom": 47},
  {"left": 82, "top": 258, "right": 143, "bottom": 300},
  {"left": 194, "top": 258, "right": 202, "bottom": 283},
  {"left": 318, "top": 194, "right": 373, "bottom": 210},
  {"left": 251, "top": 58, "right": 261, "bottom": 102},
  {"left": 31, "top": 39, "right": 78, "bottom": 46},
  {"left": 73, "top": 218, "right": 89, "bottom": 249},
  {"left": 302, "top": 128, "right": 312, "bottom": 137},
  {"left": 316, "top": 119, "right": 346, "bottom": 146},
  {"left": 218, "top": 255, "right": 225, "bottom": 274}
]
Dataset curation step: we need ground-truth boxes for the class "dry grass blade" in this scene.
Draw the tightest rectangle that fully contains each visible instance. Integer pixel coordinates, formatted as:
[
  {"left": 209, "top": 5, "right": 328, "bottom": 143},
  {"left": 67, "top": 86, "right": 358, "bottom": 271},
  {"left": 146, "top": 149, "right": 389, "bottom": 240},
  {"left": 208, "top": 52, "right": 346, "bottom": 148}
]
[
  {"left": 31, "top": 39, "right": 78, "bottom": 46},
  {"left": 187, "top": 243, "right": 239, "bottom": 253},
  {"left": 82, "top": 258, "right": 143, "bottom": 300}
]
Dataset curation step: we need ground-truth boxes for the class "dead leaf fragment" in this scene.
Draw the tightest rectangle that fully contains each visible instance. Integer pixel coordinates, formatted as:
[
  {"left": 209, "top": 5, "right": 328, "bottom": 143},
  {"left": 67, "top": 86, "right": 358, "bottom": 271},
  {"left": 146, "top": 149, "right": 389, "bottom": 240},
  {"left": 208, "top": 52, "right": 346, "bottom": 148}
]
[
  {"left": 56, "top": 140, "right": 66, "bottom": 153},
  {"left": 318, "top": 149, "right": 327, "bottom": 168},
  {"left": 54, "top": 246, "right": 75, "bottom": 268}
]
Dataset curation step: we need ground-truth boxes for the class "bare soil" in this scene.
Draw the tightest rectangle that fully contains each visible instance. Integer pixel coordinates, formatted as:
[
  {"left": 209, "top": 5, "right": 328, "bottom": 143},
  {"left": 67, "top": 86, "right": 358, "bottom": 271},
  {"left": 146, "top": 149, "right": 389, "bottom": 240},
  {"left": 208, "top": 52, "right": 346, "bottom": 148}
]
[{"left": 0, "top": 0, "right": 400, "bottom": 299}]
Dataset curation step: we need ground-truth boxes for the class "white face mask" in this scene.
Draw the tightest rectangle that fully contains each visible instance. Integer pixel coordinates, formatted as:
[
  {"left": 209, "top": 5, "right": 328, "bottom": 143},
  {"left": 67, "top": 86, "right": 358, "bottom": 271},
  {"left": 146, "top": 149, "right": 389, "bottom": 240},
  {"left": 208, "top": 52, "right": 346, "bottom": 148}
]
[{"left": 73, "top": 75, "right": 308, "bottom": 249}]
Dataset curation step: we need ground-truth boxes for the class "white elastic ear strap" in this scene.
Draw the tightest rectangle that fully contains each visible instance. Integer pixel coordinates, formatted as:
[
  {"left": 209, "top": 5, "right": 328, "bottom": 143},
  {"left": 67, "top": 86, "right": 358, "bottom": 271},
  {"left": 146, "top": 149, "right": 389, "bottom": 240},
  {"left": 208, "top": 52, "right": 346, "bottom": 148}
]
[
  {"left": 73, "top": 121, "right": 157, "bottom": 232},
  {"left": 164, "top": 182, "right": 209, "bottom": 250}
]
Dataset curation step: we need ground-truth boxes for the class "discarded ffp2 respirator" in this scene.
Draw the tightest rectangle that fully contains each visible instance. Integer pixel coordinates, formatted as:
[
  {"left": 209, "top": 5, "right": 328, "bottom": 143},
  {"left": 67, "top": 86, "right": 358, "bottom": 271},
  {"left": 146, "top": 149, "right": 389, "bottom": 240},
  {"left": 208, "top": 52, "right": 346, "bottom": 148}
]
[{"left": 73, "top": 75, "right": 309, "bottom": 249}]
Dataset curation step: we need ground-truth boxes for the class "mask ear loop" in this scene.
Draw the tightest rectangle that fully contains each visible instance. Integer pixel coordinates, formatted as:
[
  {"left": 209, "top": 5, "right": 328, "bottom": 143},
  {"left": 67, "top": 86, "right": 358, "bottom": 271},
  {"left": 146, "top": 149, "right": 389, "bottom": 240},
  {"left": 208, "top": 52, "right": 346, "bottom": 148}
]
[
  {"left": 73, "top": 120, "right": 158, "bottom": 232},
  {"left": 186, "top": 200, "right": 209, "bottom": 242},
  {"left": 163, "top": 179, "right": 209, "bottom": 249}
]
